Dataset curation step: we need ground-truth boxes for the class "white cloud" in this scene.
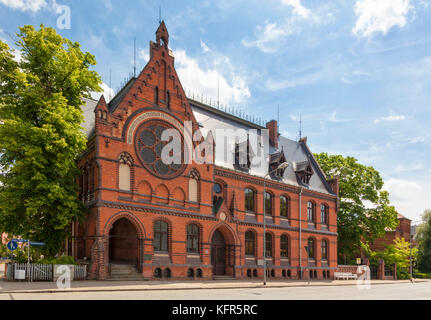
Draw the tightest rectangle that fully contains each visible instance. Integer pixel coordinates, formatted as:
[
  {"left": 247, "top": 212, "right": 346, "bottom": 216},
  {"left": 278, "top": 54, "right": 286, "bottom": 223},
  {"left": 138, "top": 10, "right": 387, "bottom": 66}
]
[
  {"left": 242, "top": 21, "right": 295, "bottom": 53},
  {"left": 242, "top": 1, "right": 333, "bottom": 53},
  {"left": 266, "top": 70, "right": 322, "bottom": 90},
  {"left": 91, "top": 82, "right": 115, "bottom": 103},
  {"left": 174, "top": 50, "right": 250, "bottom": 105},
  {"left": 281, "top": 0, "right": 311, "bottom": 19},
  {"left": 328, "top": 111, "right": 350, "bottom": 123},
  {"left": 384, "top": 178, "right": 431, "bottom": 221},
  {"left": 374, "top": 114, "right": 406, "bottom": 124},
  {"left": 353, "top": 0, "right": 413, "bottom": 37},
  {"left": 200, "top": 40, "right": 210, "bottom": 53},
  {"left": 139, "top": 50, "right": 150, "bottom": 64},
  {"left": 0, "top": 0, "right": 47, "bottom": 12}
]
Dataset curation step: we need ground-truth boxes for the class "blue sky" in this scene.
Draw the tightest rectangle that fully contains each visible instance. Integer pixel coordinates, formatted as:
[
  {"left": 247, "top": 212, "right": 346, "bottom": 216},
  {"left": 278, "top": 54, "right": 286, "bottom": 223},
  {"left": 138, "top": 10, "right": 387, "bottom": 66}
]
[{"left": 0, "top": 0, "right": 430, "bottom": 222}]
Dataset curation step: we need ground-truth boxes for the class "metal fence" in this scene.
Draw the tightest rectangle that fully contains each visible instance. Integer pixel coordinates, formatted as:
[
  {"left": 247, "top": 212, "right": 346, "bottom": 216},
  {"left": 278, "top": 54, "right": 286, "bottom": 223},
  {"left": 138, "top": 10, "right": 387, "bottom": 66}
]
[
  {"left": 14, "top": 263, "right": 53, "bottom": 281},
  {"left": 74, "top": 265, "right": 87, "bottom": 280},
  {"left": 7, "top": 263, "right": 87, "bottom": 281}
]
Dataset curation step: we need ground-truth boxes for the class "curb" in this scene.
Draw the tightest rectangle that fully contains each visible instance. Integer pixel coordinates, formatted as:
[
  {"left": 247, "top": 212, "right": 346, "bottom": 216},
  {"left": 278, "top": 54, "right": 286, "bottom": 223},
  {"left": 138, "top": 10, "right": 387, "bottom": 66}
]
[{"left": 1, "top": 279, "right": 428, "bottom": 295}]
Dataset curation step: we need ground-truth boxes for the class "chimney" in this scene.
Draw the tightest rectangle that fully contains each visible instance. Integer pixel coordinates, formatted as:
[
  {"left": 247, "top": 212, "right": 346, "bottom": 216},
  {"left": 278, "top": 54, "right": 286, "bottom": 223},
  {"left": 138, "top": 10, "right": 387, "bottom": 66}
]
[
  {"left": 266, "top": 120, "right": 278, "bottom": 149},
  {"left": 328, "top": 177, "right": 339, "bottom": 196}
]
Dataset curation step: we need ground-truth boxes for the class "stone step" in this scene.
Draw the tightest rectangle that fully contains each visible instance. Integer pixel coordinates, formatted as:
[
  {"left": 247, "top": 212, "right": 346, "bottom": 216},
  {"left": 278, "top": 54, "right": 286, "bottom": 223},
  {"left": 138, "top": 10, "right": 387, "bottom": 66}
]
[
  {"left": 106, "top": 276, "right": 148, "bottom": 281},
  {"left": 213, "top": 275, "right": 236, "bottom": 280}
]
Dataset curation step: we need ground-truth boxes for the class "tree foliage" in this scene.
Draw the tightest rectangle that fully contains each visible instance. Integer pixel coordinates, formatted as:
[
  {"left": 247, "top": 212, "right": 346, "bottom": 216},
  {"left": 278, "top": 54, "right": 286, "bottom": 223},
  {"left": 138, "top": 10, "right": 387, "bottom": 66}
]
[
  {"left": 0, "top": 25, "right": 101, "bottom": 256},
  {"left": 416, "top": 209, "right": 431, "bottom": 273},
  {"left": 362, "top": 238, "right": 417, "bottom": 279},
  {"left": 314, "top": 153, "right": 399, "bottom": 263}
]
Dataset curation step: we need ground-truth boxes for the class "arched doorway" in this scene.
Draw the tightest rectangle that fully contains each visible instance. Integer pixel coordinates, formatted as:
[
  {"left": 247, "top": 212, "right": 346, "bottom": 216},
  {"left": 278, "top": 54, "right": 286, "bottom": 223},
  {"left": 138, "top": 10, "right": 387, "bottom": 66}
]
[
  {"left": 211, "top": 230, "right": 226, "bottom": 275},
  {"left": 109, "top": 218, "right": 139, "bottom": 265}
]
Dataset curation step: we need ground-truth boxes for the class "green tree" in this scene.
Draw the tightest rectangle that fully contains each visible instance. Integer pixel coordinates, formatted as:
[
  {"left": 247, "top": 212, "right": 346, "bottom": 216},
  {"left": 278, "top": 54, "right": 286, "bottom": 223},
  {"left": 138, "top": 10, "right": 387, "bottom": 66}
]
[
  {"left": 314, "top": 153, "right": 399, "bottom": 263},
  {"left": 416, "top": 209, "right": 431, "bottom": 273},
  {"left": 0, "top": 25, "right": 101, "bottom": 256}
]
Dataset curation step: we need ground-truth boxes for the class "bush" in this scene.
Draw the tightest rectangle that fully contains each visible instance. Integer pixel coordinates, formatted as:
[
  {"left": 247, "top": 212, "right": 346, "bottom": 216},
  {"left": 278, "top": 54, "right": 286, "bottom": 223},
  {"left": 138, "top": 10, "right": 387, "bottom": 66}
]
[
  {"left": 414, "top": 273, "right": 431, "bottom": 279},
  {"left": 38, "top": 256, "right": 77, "bottom": 265}
]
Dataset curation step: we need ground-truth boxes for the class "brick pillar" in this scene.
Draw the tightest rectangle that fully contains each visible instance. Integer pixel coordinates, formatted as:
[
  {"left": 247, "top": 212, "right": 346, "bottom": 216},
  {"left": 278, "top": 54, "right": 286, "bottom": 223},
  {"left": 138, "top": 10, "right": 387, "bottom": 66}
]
[{"left": 377, "top": 259, "right": 385, "bottom": 280}]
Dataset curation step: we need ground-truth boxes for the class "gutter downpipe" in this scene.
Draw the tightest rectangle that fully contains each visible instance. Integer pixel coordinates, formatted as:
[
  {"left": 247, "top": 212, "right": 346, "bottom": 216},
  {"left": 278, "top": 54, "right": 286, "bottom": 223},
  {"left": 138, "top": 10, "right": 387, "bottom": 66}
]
[{"left": 299, "top": 187, "right": 304, "bottom": 279}]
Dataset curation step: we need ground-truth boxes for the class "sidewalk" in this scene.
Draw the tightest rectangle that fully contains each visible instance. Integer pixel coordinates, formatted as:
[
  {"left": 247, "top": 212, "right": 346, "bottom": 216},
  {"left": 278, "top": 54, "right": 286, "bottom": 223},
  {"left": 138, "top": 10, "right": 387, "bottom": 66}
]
[{"left": 1, "top": 277, "right": 429, "bottom": 294}]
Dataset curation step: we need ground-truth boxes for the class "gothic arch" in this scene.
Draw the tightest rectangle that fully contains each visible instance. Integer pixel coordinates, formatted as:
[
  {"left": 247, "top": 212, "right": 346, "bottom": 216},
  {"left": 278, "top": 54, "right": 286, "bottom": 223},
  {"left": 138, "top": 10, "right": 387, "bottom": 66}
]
[
  {"left": 208, "top": 222, "right": 240, "bottom": 246},
  {"left": 103, "top": 211, "right": 146, "bottom": 239}
]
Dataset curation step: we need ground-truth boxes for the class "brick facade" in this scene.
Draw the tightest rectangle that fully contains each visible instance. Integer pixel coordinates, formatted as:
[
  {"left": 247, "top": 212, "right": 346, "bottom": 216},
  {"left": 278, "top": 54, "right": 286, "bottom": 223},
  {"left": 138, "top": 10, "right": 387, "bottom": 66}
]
[{"left": 73, "top": 22, "right": 339, "bottom": 281}]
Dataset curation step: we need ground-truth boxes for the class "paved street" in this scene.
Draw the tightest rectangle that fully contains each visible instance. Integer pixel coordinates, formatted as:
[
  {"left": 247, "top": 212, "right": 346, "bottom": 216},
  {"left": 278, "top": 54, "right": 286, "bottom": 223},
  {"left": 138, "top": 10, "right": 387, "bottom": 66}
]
[{"left": 0, "top": 281, "right": 430, "bottom": 300}]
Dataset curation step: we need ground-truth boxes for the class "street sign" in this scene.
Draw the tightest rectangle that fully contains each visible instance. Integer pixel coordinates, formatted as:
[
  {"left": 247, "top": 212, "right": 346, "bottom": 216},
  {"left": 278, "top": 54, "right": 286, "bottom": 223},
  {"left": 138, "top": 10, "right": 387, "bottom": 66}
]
[
  {"left": 12, "top": 239, "right": 28, "bottom": 243},
  {"left": 7, "top": 240, "right": 18, "bottom": 251},
  {"left": 30, "top": 242, "right": 46, "bottom": 246}
]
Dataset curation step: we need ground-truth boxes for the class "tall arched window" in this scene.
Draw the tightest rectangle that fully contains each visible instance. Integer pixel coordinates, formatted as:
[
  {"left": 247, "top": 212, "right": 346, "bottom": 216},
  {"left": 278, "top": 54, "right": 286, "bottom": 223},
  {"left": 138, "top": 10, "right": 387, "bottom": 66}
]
[
  {"left": 265, "top": 233, "right": 273, "bottom": 258},
  {"left": 280, "top": 196, "right": 289, "bottom": 218},
  {"left": 154, "top": 86, "right": 159, "bottom": 104},
  {"left": 119, "top": 153, "right": 133, "bottom": 191},
  {"left": 245, "top": 231, "right": 255, "bottom": 256},
  {"left": 154, "top": 221, "right": 168, "bottom": 252},
  {"left": 187, "top": 224, "right": 199, "bottom": 253},
  {"left": 280, "top": 234, "right": 289, "bottom": 258},
  {"left": 245, "top": 188, "right": 255, "bottom": 212},
  {"left": 321, "top": 239, "right": 328, "bottom": 261},
  {"left": 307, "top": 201, "right": 315, "bottom": 223},
  {"left": 264, "top": 192, "right": 273, "bottom": 216},
  {"left": 188, "top": 170, "right": 199, "bottom": 202},
  {"left": 166, "top": 91, "right": 170, "bottom": 109},
  {"left": 321, "top": 204, "right": 328, "bottom": 226},
  {"left": 307, "top": 238, "right": 315, "bottom": 259}
]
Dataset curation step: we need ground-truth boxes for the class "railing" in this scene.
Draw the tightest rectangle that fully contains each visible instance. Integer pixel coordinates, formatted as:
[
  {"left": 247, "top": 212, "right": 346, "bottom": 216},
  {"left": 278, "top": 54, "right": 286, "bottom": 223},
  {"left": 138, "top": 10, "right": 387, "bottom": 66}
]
[
  {"left": 14, "top": 263, "right": 53, "bottom": 281},
  {"left": 74, "top": 265, "right": 87, "bottom": 280},
  {"left": 7, "top": 263, "right": 87, "bottom": 282}
]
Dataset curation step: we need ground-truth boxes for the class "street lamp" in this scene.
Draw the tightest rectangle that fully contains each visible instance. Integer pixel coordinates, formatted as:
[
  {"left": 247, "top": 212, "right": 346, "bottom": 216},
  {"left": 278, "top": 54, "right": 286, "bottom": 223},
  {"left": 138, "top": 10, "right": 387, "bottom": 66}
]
[{"left": 263, "top": 161, "right": 289, "bottom": 285}]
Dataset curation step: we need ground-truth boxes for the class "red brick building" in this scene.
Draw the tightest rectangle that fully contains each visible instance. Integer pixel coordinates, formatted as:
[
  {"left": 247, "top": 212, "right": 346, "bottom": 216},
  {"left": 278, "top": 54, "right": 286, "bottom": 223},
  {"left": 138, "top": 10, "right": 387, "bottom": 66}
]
[
  {"left": 73, "top": 22, "right": 339, "bottom": 281},
  {"left": 369, "top": 214, "right": 412, "bottom": 252}
]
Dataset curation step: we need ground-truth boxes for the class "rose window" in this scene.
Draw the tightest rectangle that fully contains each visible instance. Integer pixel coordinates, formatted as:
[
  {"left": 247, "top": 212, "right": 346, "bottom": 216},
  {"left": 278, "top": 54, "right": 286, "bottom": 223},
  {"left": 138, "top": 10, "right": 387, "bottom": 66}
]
[{"left": 135, "top": 120, "right": 188, "bottom": 179}]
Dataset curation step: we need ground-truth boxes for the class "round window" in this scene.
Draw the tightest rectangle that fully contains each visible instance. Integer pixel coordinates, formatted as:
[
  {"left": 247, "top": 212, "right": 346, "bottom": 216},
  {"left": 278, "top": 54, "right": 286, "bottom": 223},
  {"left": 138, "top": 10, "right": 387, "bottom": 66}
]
[
  {"left": 213, "top": 183, "right": 222, "bottom": 194},
  {"left": 135, "top": 119, "right": 188, "bottom": 179}
]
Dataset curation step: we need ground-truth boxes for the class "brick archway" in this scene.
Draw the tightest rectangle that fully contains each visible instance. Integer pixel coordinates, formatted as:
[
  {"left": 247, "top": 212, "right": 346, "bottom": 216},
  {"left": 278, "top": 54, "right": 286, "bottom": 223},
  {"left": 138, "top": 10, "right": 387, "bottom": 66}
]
[
  {"left": 103, "top": 212, "right": 146, "bottom": 269},
  {"left": 209, "top": 223, "right": 239, "bottom": 277},
  {"left": 109, "top": 218, "right": 139, "bottom": 264}
]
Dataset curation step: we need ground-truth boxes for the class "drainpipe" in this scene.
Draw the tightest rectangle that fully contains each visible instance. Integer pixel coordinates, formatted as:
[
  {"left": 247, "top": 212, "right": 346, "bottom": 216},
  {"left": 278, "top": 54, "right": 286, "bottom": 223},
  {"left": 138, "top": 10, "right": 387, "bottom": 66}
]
[{"left": 299, "top": 187, "right": 303, "bottom": 279}]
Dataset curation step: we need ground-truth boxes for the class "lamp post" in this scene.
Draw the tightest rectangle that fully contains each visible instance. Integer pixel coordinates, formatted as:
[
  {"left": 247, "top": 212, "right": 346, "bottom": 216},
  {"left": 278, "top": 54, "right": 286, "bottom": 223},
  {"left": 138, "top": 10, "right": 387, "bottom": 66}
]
[
  {"left": 304, "top": 245, "right": 309, "bottom": 283},
  {"left": 263, "top": 162, "right": 289, "bottom": 286}
]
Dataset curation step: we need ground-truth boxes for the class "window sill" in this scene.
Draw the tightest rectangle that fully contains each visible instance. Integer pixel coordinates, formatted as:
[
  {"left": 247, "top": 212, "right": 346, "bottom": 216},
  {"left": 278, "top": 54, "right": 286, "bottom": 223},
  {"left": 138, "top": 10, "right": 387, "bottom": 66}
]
[{"left": 154, "top": 252, "right": 169, "bottom": 256}]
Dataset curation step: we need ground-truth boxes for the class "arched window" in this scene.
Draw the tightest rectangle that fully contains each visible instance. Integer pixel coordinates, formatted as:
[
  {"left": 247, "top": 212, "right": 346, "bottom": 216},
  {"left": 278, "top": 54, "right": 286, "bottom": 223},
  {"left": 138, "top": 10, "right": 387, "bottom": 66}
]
[
  {"left": 154, "top": 86, "right": 159, "bottom": 104},
  {"left": 154, "top": 221, "right": 168, "bottom": 252},
  {"left": 118, "top": 153, "right": 133, "bottom": 191},
  {"left": 307, "top": 201, "right": 315, "bottom": 223},
  {"left": 321, "top": 239, "right": 328, "bottom": 261},
  {"left": 307, "top": 238, "right": 315, "bottom": 259},
  {"left": 166, "top": 91, "right": 170, "bottom": 109},
  {"left": 264, "top": 192, "right": 273, "bottom": 216},
  {"left": 245, "top": 188, "right": 255, "bottom": 212},
  {"left": 187, "top": 224, "right": 200, "bottom": 253},
  {"left": 245, "top": 231, "right": 255, "bottom": 256},
  {"left": 188, "top": 170, "right": 199, "bottom": 202},
  {"left": 321, "top": 204, "right": 328, "bottom": 225},
  {"left": 265, "top": 233, "right": 273, "bottom": 258},
  {"left": 280, "top": 196, "right": 289, "bottom": 218},
  {"left": 280, "top": 234, "right": 289, "bottom": 258}
]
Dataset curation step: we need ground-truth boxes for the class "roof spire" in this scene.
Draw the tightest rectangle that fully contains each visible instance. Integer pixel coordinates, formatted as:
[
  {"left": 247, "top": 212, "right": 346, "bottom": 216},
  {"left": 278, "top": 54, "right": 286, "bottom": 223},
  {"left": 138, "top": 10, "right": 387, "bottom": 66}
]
[{"left": 156, "top": 20, "right": 169, "bottom": 47}]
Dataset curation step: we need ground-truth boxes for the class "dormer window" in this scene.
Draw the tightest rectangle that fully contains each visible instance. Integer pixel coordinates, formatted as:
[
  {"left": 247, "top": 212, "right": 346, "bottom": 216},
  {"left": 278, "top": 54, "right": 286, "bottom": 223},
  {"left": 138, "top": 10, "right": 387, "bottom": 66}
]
[
  {"left": 234, "top": 137, "right": 255, "bottom": 171},
  {"left": 269, "top": 149, "right": 287, "bottom": 179},
  {"left": 294, "top": 160, "right": 314, "bottom": 185}
]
